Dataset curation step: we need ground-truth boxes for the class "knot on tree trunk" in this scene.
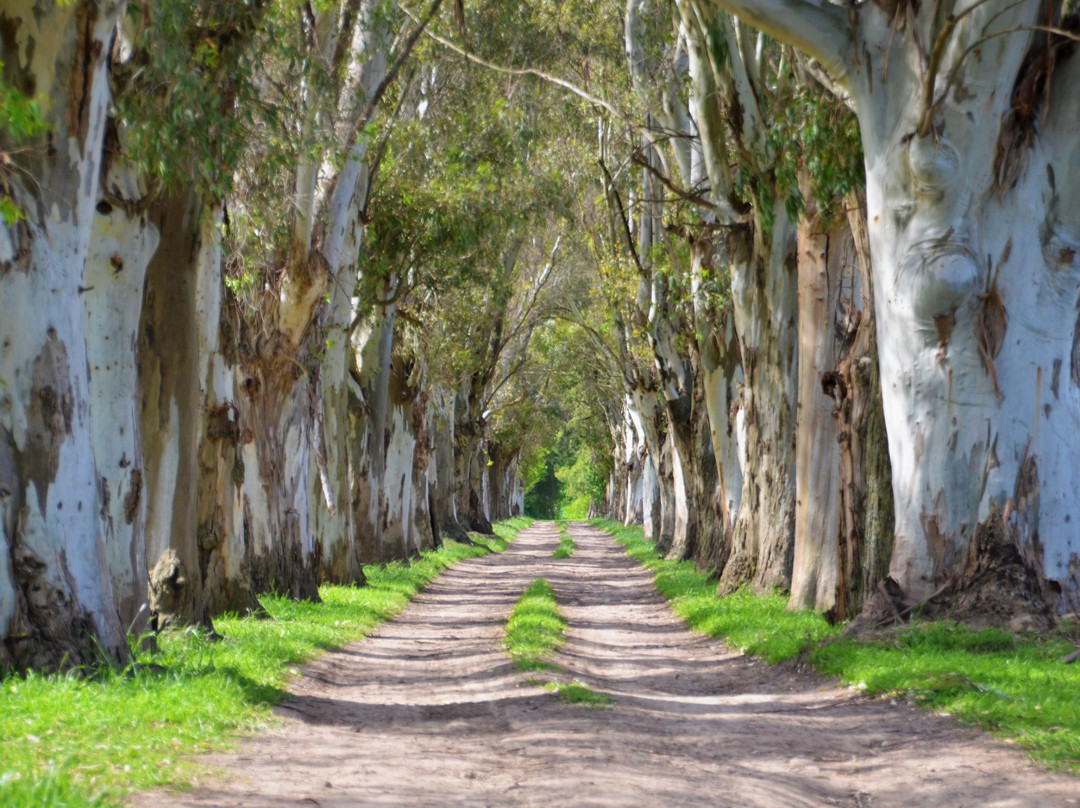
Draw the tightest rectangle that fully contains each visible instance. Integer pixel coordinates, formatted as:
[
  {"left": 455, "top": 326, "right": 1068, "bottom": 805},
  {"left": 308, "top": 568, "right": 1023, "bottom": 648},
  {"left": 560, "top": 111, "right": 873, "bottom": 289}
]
[{"left": 148, "top": 550, "right": 194, "bottom": 633}]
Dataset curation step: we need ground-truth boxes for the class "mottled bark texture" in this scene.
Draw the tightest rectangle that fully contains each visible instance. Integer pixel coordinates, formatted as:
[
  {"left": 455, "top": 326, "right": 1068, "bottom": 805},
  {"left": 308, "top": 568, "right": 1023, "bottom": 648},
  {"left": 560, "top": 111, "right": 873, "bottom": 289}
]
[
  {"left": 708, "top": 0, "right": 1080, "bottom": 620},
  {"left": 1, "top": 0, "right": 129, "bottom": 670}
]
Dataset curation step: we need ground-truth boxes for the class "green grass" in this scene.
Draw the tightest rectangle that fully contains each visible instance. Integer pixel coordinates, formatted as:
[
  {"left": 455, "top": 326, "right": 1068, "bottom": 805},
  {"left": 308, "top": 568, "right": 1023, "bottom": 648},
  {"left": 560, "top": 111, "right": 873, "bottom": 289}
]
[
  {"left": 594, "top": 519, "right": 837, "bottom": 662},
  {"left": 552, "top": 522, "right": 576, "bottom": 558},
  {"left": 504, "top": 578, "right": 615, "bottom": 709},
  {"left": 0, "top": 517, "right": 532, "bottom": 807},
  {"left": 592, "top": 518, "right": 1080, "bottom": 774},
  {"left": 504, "top": 579, "right": 566, "bottom": 671},
  {"left": 547, "top": 679, "right": 615, "bottom": 708}
]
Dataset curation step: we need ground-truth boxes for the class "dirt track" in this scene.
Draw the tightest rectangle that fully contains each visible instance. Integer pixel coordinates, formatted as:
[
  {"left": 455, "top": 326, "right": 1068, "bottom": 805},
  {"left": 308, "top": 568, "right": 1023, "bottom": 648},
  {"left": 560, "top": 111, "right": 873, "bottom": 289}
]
[{"left": 131, "top": 522, "right": 1079, "bottom": 807}]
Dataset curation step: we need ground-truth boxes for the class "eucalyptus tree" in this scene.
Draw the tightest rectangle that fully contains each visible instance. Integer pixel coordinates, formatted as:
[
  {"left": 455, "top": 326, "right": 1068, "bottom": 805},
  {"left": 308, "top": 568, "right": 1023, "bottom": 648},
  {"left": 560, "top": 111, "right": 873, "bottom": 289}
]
[
  {"left": 701, "top": 0, "right": 1080, "bottom": 620},
  {"left": 621, "top": 1, "right": 745, "bottom": 570},
  {"left": 0, "top": 0, "right": 130, "bottom": 670},
  {"left": 122, "top": 0, "right": 418, "bottom": 624}
]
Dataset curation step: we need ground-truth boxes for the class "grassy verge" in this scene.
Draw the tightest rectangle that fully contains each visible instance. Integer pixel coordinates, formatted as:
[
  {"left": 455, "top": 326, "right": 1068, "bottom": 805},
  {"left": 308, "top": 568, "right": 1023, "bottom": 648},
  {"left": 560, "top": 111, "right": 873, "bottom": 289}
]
[
  {"left": 0, "top": 516, "right": 533, "bottom": 807},
  {"left": 503, "top": 578, "right": 611, "bottom": 708},
  {"left": 552, "top": 522, "right": 576, "bottom": 559},
  {"left": 593, "top": 518, "right": 1080, "bottom": 773}
]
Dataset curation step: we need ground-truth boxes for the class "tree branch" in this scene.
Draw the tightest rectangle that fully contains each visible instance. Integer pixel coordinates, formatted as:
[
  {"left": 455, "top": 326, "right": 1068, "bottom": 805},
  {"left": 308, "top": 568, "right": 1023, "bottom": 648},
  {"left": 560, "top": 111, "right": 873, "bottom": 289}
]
[
  {"left": 699, "top": 0, "right": 855, "bottom": 90},
  {"left": 401, "top": 3, "right": 627, "bottom": 121}
]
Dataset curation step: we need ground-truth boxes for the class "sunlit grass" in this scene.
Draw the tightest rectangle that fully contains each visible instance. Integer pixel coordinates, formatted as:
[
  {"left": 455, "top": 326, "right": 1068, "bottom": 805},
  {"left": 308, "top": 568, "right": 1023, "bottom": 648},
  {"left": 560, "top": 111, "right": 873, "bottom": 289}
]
[
  {"left": 504, "top": 579, "right": 565, "bottom": 671},
  {"left": 552, "top": 522, "right": 576, "bottom": 558},
  {"left": 0, "top": 517, "right": 533, "bottom": 807},
  {"left": 547, "top": 679, "right": 614, "bottom": 708},
  {"left": 594, "top": 518, "right": 1080, "bottom": 774}
]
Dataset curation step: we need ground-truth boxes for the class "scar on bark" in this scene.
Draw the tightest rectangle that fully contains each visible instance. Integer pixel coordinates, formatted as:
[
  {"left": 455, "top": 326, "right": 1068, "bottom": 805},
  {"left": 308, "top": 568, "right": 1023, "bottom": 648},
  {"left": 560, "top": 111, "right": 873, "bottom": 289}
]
[
  {"left": 975, "top": 257, "right": 1008, "bottom": 400},
  {"left": 933, "top": 310, "right": 955, "bottom": 360},
  {"left": 994, "top": 9, "right": 1080, "bottom": 191}
]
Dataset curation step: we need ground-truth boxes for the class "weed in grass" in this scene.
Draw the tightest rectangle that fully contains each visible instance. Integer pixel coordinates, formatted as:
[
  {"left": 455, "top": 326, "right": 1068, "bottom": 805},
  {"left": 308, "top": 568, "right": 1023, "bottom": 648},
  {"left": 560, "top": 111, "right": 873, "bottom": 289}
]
[
  {"left": 504, "top": 579, "right": 566, "bottom": 671},
  {"left": 592, "top": 517, "right": 1080, "bottom": 774},
  {"left": 0, "top": 517, "right": 533, "bottom": 808}
]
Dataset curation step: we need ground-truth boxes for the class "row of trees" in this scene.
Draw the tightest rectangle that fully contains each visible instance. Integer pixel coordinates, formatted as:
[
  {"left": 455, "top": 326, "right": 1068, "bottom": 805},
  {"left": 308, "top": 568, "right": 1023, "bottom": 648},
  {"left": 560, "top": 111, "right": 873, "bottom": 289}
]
[
  {"left": 582, "top": 0, "right": 1079, "bottom": 628},
  {"left": 0, "top": 0, "right": 615, "bottom": 671},
  {"left": 2, "top": 0, "right": 1078, "bottom": 670}
]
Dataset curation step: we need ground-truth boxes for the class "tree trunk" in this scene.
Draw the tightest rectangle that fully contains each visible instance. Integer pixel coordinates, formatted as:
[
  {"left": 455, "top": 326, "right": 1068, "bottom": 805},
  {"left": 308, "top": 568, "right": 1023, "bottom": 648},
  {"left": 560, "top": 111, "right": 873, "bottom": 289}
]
[
  {"left": 709, "top": 0, "right": 1080, "bottom": 618},
  {"left": 430, "top": 387, "right": 468, "bottom": 542},
  {"left": 655, "top": 431, "right": 677, "bottom": 553},
  {"left": 789, "top": 208, "right": 846, "bottom": 613},
  {"left": 789, "top": 197, "right": 895, "bottom": 618},
  {"left": 719, "top": 214, "right": 799, "bottom": 594},
  {"left": 84, "top": 157, "right": 157, "bottom": 635},
  {"left": 1, "top": 0, "right": 129, "bottom": 669}
]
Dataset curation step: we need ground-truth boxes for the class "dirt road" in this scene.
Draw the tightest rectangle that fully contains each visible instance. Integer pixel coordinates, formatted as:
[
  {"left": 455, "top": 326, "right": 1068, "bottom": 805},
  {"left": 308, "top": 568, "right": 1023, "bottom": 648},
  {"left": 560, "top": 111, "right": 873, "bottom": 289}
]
[{"left": 131, "top": 522, "right": 1079, "bottom": 807}]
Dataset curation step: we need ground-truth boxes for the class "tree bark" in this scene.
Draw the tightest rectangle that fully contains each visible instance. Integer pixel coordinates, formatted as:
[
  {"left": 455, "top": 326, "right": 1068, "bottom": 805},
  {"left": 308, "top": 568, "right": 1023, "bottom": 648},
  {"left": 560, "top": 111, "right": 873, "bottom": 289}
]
[
  {"left": 711, "top": 0, "right": 1080, "bottom": 617},
  {"left": 719, "top": 214, "right": 799, "bottom": 594},
  {"left": 1, "top": 0, "right": 129, "bottom": 669}
]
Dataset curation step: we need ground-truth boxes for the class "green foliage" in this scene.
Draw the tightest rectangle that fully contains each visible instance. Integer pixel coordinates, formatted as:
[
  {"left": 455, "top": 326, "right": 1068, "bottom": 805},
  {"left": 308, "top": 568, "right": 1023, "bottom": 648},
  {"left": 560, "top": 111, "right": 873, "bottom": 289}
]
[
  {"left": 116, "top": 1, "right": 274, "bottom": 201},
  {"left": 504, "top": 578, "right": 565, "bottom": 671},
  {"left": 0, "top": 518, "right": 531, "bottom": 807},
  {"left": 767, "top": 84, "right": 865, "bottom": 224},
  {"left": 596, "top": 519, "right": 1080, "bottom": 774},
  {"left": 0, "top": 62, "right": 48, "bottom": 224},
  {"left": 522, "top": 317, "right": 617, "bottom": 520},
  {"left": 0, "top": 66, "right": 47, "bottom": 146},
  {"left": 555, "top": 442, "right": 607, "bottom": 518},
  {"left": 525, "top": 459, "right": 562, "bottom": 519}
]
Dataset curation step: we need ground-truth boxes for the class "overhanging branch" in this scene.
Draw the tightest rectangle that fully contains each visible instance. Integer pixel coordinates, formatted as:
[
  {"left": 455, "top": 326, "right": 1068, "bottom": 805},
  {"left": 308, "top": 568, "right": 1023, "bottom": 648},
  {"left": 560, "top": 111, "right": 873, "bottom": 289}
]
[{"left": 700, "top": 0, "right": 856, "bottom": 91}]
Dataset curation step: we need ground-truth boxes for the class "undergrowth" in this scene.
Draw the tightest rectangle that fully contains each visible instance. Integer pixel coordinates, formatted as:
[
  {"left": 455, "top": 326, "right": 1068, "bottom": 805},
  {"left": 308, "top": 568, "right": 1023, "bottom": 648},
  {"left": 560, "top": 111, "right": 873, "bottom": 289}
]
[
  {"left": 0, "top": 517, "right": 532, "bottom": 807},
  {"left": 593, "top": 518, "right": 1080, "bottom": 774}
]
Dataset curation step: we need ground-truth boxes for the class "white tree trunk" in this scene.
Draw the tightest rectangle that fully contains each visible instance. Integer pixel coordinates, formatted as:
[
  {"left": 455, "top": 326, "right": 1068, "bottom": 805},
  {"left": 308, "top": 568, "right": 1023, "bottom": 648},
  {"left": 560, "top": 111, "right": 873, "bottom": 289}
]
[
  {"left": 1, "top": 0, "right": 128, "bottom": 668},
  {"left": 711, "top": 0, "right": 1080, "bottom": 616},
  {"left": 84, "top": 163, "right": 158, "bottom": 631}
]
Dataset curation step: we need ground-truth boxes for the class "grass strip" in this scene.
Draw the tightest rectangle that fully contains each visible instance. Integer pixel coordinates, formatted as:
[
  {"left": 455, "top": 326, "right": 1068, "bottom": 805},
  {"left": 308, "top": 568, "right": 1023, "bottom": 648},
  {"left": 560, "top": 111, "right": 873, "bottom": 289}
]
[
  {"left": 503, "top": 578, "right": 612, "bottom": 708},
  {"left": 593, "top": 518, "right": 1080, "bottom": 774},
  {"left": 0, "top": 516, "right": 533, "bottom": 808},
  {"left": 552, "top": 523, "right": 576, "bottom": 559},
  {"left": 504, "top": 579, "right": 566, "bottom": 671}
]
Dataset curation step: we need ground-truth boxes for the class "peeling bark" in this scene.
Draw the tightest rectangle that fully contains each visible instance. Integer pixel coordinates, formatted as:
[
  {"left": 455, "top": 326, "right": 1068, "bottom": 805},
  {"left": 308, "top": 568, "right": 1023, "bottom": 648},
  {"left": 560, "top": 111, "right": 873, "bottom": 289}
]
[
  {"left": 708, "top": 0, "right": 1080, "bottom": 615},
  {"left": 1, "top": 0, "right": 128, "bottom": 669},
  {"left": 719, "top": 214, "right": 798, "bottom": 594}
]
